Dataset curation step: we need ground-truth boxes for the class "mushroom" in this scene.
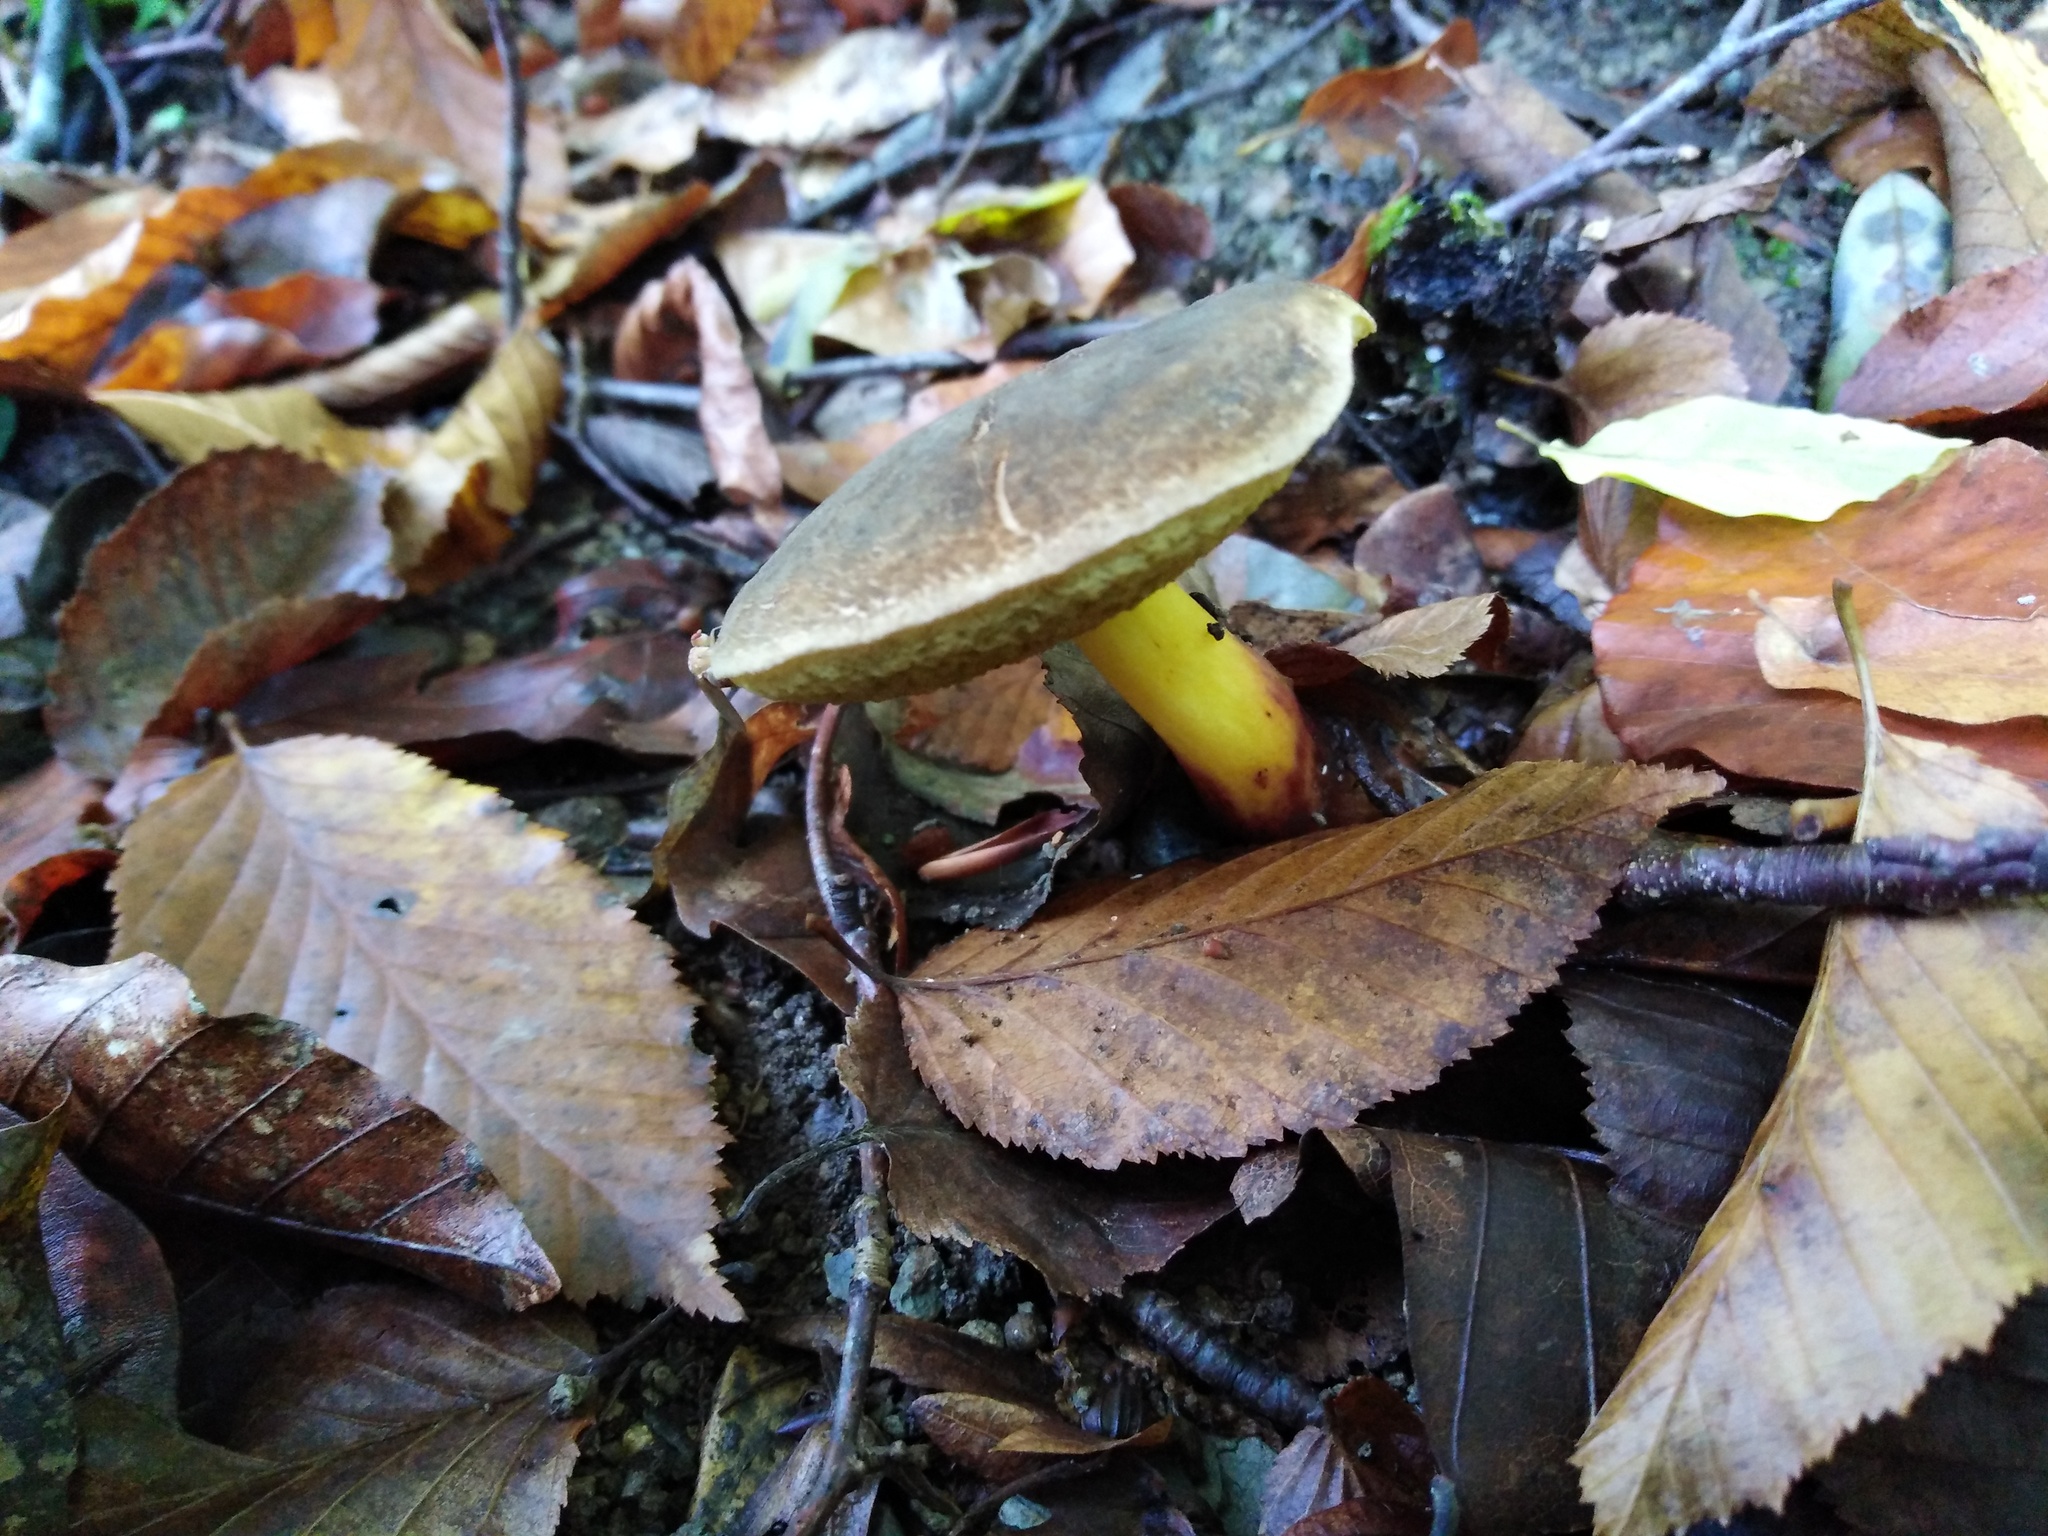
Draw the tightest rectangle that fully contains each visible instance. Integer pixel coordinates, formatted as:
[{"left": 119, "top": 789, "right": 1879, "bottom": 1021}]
[{"left": 707, "top": 280, "right": 1372, "bottom": 838}]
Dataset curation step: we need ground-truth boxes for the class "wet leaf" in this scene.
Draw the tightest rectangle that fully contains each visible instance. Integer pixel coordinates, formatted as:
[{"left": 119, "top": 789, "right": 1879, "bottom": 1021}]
[
  {"left": 1333, "top": 1129, "right": 1693, "bottom": 1536},
  {"left": 0, "top": 1100, "right": 71, "bottom": 1528},
  {"left": 1575, "top": 716, "right": 2048, "bottom": 1534},
  {"left": 1561, "top": 314, "right": 1748, "bottom": 440},
  {"left": 1537, "top": 397, "right": 1955, "bottom": 522},
  {"left": 1592, "top": 440, "right": 2048, "bottom": 787},
  {"left": 71, "top": 1282, "right": 593, "bottom": 1535},
  {"left": 1597, "top": 146, "right": 1802, "bottom": 256},
  {"left": 1912, "top": 45, "right": 2048, "bottom": 281},
  {"left": 1744, "top": 0, "right": 1943, "bottom": 139},
  {"left": 1563, "top": 971, "right": 1796, "bottom": 1225},
  {"left": 0, "top": 951, "right": 560, "bottom": 1308},
  {"left": 839, "top": 994, "right": 1234, "bottom": 1294},
  {"left": 683, "top": 1345, "right": 813, "bottom": 1532},
  {"left": 900, "top": 761, "right": 1712, "bottom": 1167},
  {"left": 110, "top": 732, "right": 735, "bottom": 1313},
  {"left": 46, "top": 448, "right": 400, "bottom": 779},
  {"left": 1337, "top": 594, "right": 1504, "bottom": 679},
  {"left": 92, "top": 274, "right": 385, "bottom": 393},
  {"left": 1298, "top": 20, "right": 1480, "bottom": 173},
  {"left": 1755, "top": 590, "right": 2048, "bottom": 724},
  {"left": 1834, "top": 252, "right": 2048, "bottom": 424}
]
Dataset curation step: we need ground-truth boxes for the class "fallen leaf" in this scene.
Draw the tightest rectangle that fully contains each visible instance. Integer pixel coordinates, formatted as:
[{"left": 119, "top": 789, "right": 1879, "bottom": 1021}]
[
  {"left": 1912, "top": 45, "right": 2048, "bottom": 281},
  {"left": 0, "top": 848, "right": 119, "bottom": 952},
  {"left": 566, "top": 81, "right": 710, "bottom": 179},
  {"left": 1261, "top": 1422, "right": 1431, "bottom": 1536},
  {"left": 899, "top": 761, "right": 1712, "bottom": 1167},
  {"left": 297, "top": 292, "right": 502, "bottom": 410},
  {"left": 93, "top": 273, "right": 385, "bottom": 392},
  {"left": 840, "top": 993, "right": 1234, "bottom": 1294},
  {"left": 702, "top": 26, "right": 966, "bottom": 149},
  {"left": 682, "top": 1344, "right": 814, "bottom": 1531},
  {"left": 1826, "top": 106, "right": 1948, "bottom": 196},
  {"left": 214, "top": 174, "right": 396, "bottom": 288},
  {"left": 94, "top": 376, "right": 378, "bottom": 467},
  {"left": 1253, "top": 462, "right": 1405, "bottom": 553},
  {"left": 1563, "top": 971, "right": 1797, "bottom": 1225},
  {"left": 528, "top": 184, "right": 711, "bottom": 320},
  {"left": 1298, "top": 19, "right": 1480, "bottom": 172},
  {"left": 764, "top": 1312, "right": 1056, "bottom": 1405},
  {"left": 627, "top": 257, "right": 779, "bottom": 505},
  {"left": 71, "top": 1283, "right": 594, "bottom": 1535},
  {"left": 266, "top": 0, "right": 569, "bottom": 214},
  {"left": 1592, "top": 440, "right": 2048, "bottom": 787},
  {"left": 1818, "top": 170, "right": 1955, "bottom": 409},
  {"left": 1353, "top": 483, "right": 1485, "bottom": 610},
  {"left": 908, "top": 1392, "right": 1165, "bottom": 1482},
  {"left": 583, "top": 415, "right": 717, "bottom": 505},
  {"left": 1755, "top": 590, "right": 2048, "bottom": 724},
  {"left": 109, "top": 732, "right": 735, "bottom": 1313},
  {"left": 1744, "top": 0, "right": 1943, "bottom": 139},
  {"left": 1561, "top": 314, "right": 1748, "bottom": 439},
  {"left": 1814, "top": 1288, "right": 2048, "bottom": 1534},
  {"left": 1944, "top": 0, "right": 2048, "bottom": 187},
  {"left": 0, "top": 757, "right": 100, "bottom": 888},
  {"left": 1575, "top": 711, "right": 2048, "bottom": 1533},
  {"left": 1538, "top": 396, "right": 1956, "bottom": 521},
  {"left": 1508, "top": 683, "right": 1626, "bottom": 766},
  {"left": 0, "top": 1100, "right": 71, "bottom": 1528},
  {"left": 1834, "top": 252, "right": 2048, "bottom": 423},
  {"left": 895, "top": 660, "right": 1068, "bottom": 774},
  {"left": 623, "top": 0, "right": 771, "bottom": 84},
  {"left": 46, "top": 449, "right": 400, "bottom": 778},
  {"left": 0, "top": 187, "right": 171, "bottom": 314},
  {"left": 1598, "top": 146, "right": 1802, "bottom": 256},
  {"left": 1337, "top": 593, "right": 1504, "bottom": 678},
  {"left": 0, "top": 951, "right": 559, "bottom": 1308}
]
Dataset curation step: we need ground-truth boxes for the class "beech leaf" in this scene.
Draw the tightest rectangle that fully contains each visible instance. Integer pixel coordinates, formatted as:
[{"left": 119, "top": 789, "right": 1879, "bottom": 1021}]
[
  {"left": 1834, "top": 252, "right": 2048, "bottom": 424},
  {"left": 1536, "top": 397, "right": 1956, "bottom": 522},
  {"left": 1911, "top": 45, "right": 2048, "bottom": 281},
  {"left": 1575, "top": 718, "right": 2048, "bottom": 1533},
  {"left": 1297, "top": 20, "right": 1481, "bottom": 172},
  {"left": 1943, "top": 0, "right": 2048, "bottom": 186},
  {"left": 1337, "top": 593, "right": 1504, "bottom": 679},
  {"left": 1744, "top": 0, "right": 1943, "bottom": 140},
  {"left": 46, "top": 448, "right": 401, "bottom": 779},
  {"left": 0, "top": 951, "right": 560, "bottom": 1309},
  {"left": 1560, "top": 314, "right": 1747, "bottom": 440},
  {"left": 109, "top": 732, "right": 736, "bottom": 1314},
  {"left": 900, "top": 761, "right": 1713, "bottom": 1168}
]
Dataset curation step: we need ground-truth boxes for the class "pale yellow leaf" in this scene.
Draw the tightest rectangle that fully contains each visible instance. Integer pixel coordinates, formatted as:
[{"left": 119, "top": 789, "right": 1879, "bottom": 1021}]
[
  {"left": 110, "top": 733, "right": 737, "bottom": 1315},
  {"left": 1755, "top": 593, "right": 2048, "bottom": 723},
  {"left": 91, "top": 382, "right": 376, "bottom": 467},
  {"left": 1945, "top": 0, "right": 2048, "bottom": 185},
  {"left": 1339, "top": 593, "right": 1502, "bottom": 678}
]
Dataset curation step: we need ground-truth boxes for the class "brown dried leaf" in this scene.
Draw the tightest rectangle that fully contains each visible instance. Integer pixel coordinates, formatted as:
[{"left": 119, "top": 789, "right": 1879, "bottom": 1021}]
[
  {"left": 1562, "top": 314, "right": 1748, "bottom": 440},
  {"left": 0, "top": 951, "right": 559, "bottom": 1308},
  {"left": 1598, "top": 146, "right": 1803, "bottom": 256},
  {"left": 1337, "top": 594, "right": 1504, "bottom": 679},
  {"left": 764, "top": 1312, "right": 1055, "bottom": 1405},
  {"left": 529, "top": 184, "right": 711, "bottom": 321},
  {"left": 1417, "top": 61, "right": 1655, "bottom": 220},
  {"left": 1913, "top": 45, "right": 2048, "bottom": 281},
  {"left": 47, "top": 449, "right": 400, "bottom": 779},
  {"left": 908, "top": 1392, "right": 1164, "bottom": 1483},
  {"left": 92, "top": 378, "right": 376, "bottom": 467},
  {"left": 901, "top": 761, "right": 1713, "bottom": 1168},
  {"left": 1563, "top": 971, "right": 1796, "bottom": 1225},
  {"left": 1353, "top": 484, "right": 1486, "bottom": 610},
  {"left": 0, "top": 758, "right": 100, "bottom": 889},
  {"left": 1298, "top": 19, "right": 1479, "bottom": 172},
  {"left": 109, "top": 732, "right": 735, "bottom": 1313},
  {"left": 621, "top": 0, "right": 773, "bottom": 85},
  {"left": 71, "top": 1283, "right": 594, "bottom": 1536},
  {"left": 840, "top": 995, "right": 1233, "bottom": 1295},
  {"left": 297, "top": 294, "right": 501, "bottom": 411},
  {"left": 92, "top": 274, "right": 383, "bottom": 393},
  {"left": 1827, "top": 106, "right": 1949, "bottom": 196},
  {"left": 1592, "top": 440, "right": 2048, "bottom": 788},
  {"left": 566, "top": 82, "right": 709, "bottom": 180},
  {"left": 895, "top": 660, "right": 1066, "bottom": 774},
  {"left": 1835, "top": 252, "right": 2048, "bottom": 423},
  {"left": 1744, "top": 0, "right": 1943, "bottom": 139}
]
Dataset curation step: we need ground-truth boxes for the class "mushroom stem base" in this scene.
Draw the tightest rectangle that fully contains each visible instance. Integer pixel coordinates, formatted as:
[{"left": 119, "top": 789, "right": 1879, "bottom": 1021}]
[{"left": 1076, "top": 583, "right": 1321, "bottom": 840}]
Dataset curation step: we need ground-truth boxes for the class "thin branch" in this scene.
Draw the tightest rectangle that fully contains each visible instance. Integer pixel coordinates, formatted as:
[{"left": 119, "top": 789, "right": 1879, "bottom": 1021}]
[
  {"left": 10, "top": 0, "right": 83, "bottom": 160},
  {"left": 934, "top": 0, "right": 1078, "bottom": 205},
  {"left": 77, "top": 26, "right": 130, "bottom": 170},
  {"left": 1615, "top": 830, "right": 2048, "bottom": 912},
  {"left": 550, "top": 422, "right": 763, "bottom": 578},
  {"left": 480, "top": 0, "right": 526, "bottom": 326},
  {"left": 787, "top": 350, "right": 979, "bottom": 385},
  {"left": 105, "top": 34, "right": 225, "bottom": 65},
  {"left": 1486, "top": 0, "right": 1885, "bottom": 222},
  {"left": 586, "top": 377, "right": 704, "bottom": 411}
]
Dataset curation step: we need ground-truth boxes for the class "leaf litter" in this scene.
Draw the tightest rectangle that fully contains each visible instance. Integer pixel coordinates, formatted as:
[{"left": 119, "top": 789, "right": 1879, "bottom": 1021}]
[{"left": 10, "top": 0, "right": 2048, "bottom": 1531}]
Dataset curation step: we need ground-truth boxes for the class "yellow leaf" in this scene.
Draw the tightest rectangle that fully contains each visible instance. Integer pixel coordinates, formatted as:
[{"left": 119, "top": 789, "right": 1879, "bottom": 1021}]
[
  {"left": 1755, "top": 593, "right": 2048, "bottom": 724},
  {"left": 1575, "top": 718, "right": 2048, "bottom": 1531},
  {"left": 110, "top": 732, "right": 737, "bottom": 1314},
  {"left": 1944, "top": 0, "right": 2048, "bottom": 186},
  {"left": 91, "top": 381, "right": 375, "bottom": 466}
]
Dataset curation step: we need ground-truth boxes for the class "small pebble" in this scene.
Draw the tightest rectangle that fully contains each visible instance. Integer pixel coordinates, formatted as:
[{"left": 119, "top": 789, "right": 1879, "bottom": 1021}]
[
  {"left": 619, "top": 1422, "right": 655, "bottom": 1457},
  {"left": 959, "top": 1318, "right": 1006, "bottom": 1348},
  {"left": 1003, "top": 1302, "right": 1049, "bottom": 1352}
]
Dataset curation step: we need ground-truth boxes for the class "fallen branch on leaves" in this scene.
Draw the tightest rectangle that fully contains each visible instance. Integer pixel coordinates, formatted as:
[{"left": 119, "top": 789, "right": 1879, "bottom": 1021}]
[{"left": 1616, "top": 828, "right": 2048, "bottom": 911}]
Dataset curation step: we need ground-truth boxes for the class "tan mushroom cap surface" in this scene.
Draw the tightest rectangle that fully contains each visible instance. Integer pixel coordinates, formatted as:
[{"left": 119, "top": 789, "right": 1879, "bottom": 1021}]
[{"left": 709, "top": 279, "right": 1372, "bottom": 701}]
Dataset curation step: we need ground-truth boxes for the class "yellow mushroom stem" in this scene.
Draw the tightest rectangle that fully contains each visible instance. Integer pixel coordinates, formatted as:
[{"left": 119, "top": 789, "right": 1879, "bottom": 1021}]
[{"left": 1075, "top": 583, "right": 1321, "bottom": 840}]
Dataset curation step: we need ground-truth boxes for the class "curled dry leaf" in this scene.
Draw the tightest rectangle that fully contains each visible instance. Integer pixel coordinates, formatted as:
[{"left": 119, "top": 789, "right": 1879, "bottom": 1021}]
[
  {"left": 71, "top": 1282, "right": 595, "bottom": 1536},
  {"left": 1834, "top": 252, "right": 2048, "bottom": 424},
  {"left": 529, "top": 184, "right": 711, "bottom": 321},
  {"left": 1563, "top": 971, "right": 1796, "bottom": 1225},
  {"left": 1827, "top": 106, "right": 1948, "bottom": 197},
  {"left": 895, "top": 659, "right": 1069, "bottom": 774},
  {"left": 1912, "top": 46, "right": 2048, "bottom": 282},
  {"left": 1575, "top": 721, "right": 2048, "bottom": 1535},
  {"left": 1592, "top": 440, "right": 2048, "bottom": 787},
  {"left": 1337, "top": 593, "right": 1503, "bottom": 679},
  {"left": 110, "top": 732, "right": 735, "bottom": 1314},
  {"left": 0, "top": 757, "right": 99, "bottom": 888},
  {"left": 0, "top": 952, "right": 559, "bottom": 1309},
  {"left": 840, "top": 994, "right": 1234, "bottom": 1294},
  {"left": 1561, "top": 314, "right": 1747, "bottom": 440},
  {"left": 46, "top": 448, "right": 400, "bottom": 780},
  {"left": 1298, "top": 18, "right": 1479, "bottom": 172},
  {"left": 1943, "top": 0, "right": 2048, "bottom": 186},
  {"left": 296, "top": 292, "right": 501, "bottom": 411},
  {"left": 1743, "top": 0, "right": 1942, "bottom": 139},
  {"left": 1755, "top": 590, "right": 2048, "bottom": 725},
  {"left": 93, "top": 273, "right": 385, "bottom": 393},
  {"left": 908, "top": 1392, "right": 1166, "bottom": 1483},
  {"left": 1597, "top": 146, "right": 1803, "bottom": 257},
  {"left": 900, "top": 760, "right": 1713, "bottom": 1168}
]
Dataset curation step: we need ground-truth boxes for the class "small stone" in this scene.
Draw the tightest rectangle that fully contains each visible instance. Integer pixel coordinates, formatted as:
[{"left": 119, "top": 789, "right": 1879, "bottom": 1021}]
[
  {"left": 1003, "top": 1302, "right": 1048, "bottom": 1352},
  {"left": 889, "top": 1241, "right": 946, "bottom": 1321},
  {"left": 547, "top": 1372, "right": 594, "bottom": 1420},
  {"left": 958, "top": 1318, "right": 1005, "bottom": 1348},
  {"left": 999, "top": 1495, "right": 1052, "bottom": 1528},
  {"left": 619, "top": 1421, "right": 655, "bottom": 1457}
]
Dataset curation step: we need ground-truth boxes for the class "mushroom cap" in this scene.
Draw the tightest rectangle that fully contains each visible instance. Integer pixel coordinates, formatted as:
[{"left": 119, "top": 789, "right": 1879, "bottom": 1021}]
[{"left": 709, "top": 279, "right": 1372, "bottom": 701}]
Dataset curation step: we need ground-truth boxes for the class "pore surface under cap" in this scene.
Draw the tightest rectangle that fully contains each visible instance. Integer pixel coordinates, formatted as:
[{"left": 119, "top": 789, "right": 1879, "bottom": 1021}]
[{"left": 709, "top": 279, "right": 1371, "bottom": 701}]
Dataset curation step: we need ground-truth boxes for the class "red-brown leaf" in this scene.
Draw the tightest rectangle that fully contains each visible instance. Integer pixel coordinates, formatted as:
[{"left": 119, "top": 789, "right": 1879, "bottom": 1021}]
[
  {"left": 93, "top": 274, "right": 384, "bottom": 393},
  {"left": 1834, "top": 253, "right": 2048, "bottom": 425}
]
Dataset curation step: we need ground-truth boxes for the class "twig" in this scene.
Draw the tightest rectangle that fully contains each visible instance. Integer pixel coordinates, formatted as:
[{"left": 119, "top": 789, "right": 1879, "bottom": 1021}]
[
  {"left": 1125, "top": 1288, "right": 1324, "bottom": 1429},
  {"left": 1487, "top": 0, "right": 1884, "bottom": 222},
  {"left": 10, "top": 0, "right": 82, "bottom": 160},
  {"left": 998, "top": 318, "right": 1142, "bottom": 359},
  {"left": 105, "top": 34, "right": 225, "bottom": 65},
  {"left": 789, "top": 706, "right": 894, "bottom": 1536},
  {"left": 479, "top": 0, "right": 526, "bottom": 326},
  {"left": 77, "top": 27, "right": 130, "bottom": 170},
  {"left": 727, "top": 1126, "right": 885, "bottom": 1226},
  {"left": 588, "top": 1304, "right": 680, "bottom": 1380},
  {"left": 786, "top": 351, "right": 979, "bottom": 385},
  {"left": 551, "top": 422, "right": 763, "bottom": 579},
  {"left": 794, "top": 0, "right": 1369, "bottom": 225},
  {"left": 586, "top": 377, "right": 704, "bottom": 411},
  {"left": 1615, "top": 830, "right": 2048, "bottom": 912},
  {"left": 934, "top": 0, "right": 1078, "bottom": 205}
]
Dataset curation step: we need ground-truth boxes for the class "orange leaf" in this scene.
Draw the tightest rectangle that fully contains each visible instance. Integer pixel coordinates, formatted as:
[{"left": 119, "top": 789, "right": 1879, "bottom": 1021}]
[
  {"left": 92, "top": 273, "right": 384, "bottom": 392},
  {"left": 1834, "top": 253, "right": 2048, "bottom": 424},
  {"left": 621, "top": 0, "right": 775, "bottom": 85},
  {"left": 1299, "top": 18, "right": 1479, "bottom": 172}
]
